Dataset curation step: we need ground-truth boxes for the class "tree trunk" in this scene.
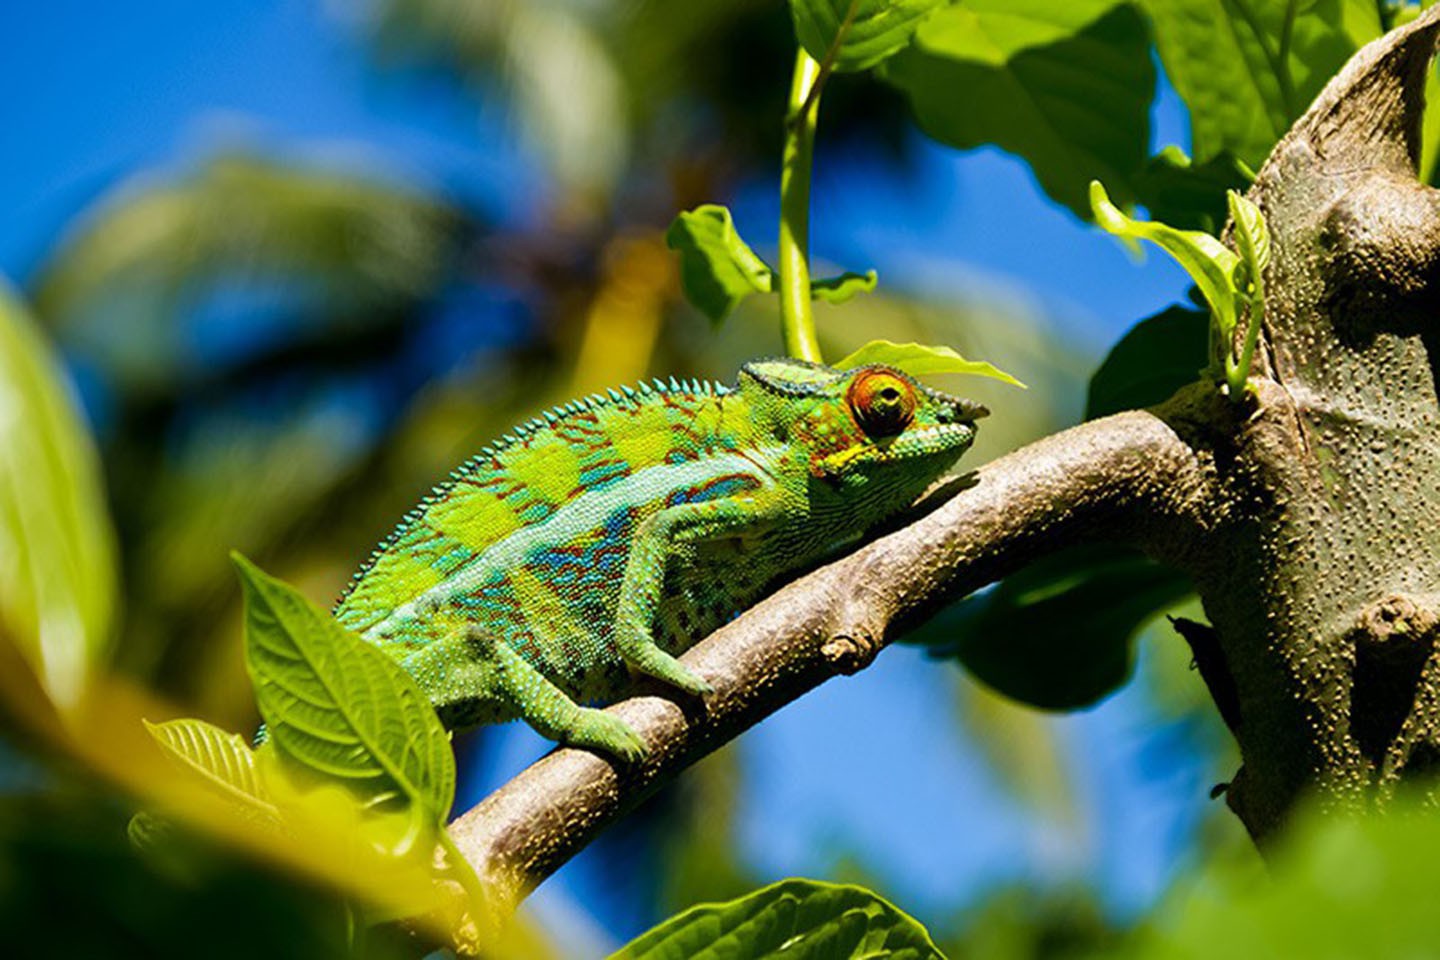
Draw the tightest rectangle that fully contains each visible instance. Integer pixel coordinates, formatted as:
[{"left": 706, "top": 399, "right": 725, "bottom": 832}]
[{"left": 1168, "top": 8, "right": 1440, "bottom": 840}]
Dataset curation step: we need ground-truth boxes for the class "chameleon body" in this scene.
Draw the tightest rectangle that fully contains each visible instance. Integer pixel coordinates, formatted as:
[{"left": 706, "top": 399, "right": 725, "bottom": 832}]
[{"left": 335, "top": 358, "right": 986, "bottom": 760}]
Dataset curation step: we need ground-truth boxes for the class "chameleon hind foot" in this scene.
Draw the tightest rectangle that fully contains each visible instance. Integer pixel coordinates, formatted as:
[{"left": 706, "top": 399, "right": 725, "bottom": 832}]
[
  {"left": 621, "top": 641, "right": 714, "bottom": 697},
  {"left": 562, "top": 708, "right": 649, "bottom": 763}
]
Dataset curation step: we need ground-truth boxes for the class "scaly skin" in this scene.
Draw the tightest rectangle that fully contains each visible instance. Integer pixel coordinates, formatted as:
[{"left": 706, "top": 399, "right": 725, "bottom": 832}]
[{"left": 335, "top": 358, "right": 986, "bottom": 760}]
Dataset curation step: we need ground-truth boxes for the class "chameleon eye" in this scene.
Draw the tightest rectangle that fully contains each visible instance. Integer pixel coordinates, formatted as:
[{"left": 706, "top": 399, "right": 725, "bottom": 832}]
[{"left": 847, "top": 370, "right": 916, "bottom": 438}]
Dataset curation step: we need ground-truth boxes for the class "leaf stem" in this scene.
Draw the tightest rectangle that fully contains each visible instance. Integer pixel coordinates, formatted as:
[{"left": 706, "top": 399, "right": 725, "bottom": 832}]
[
  {"left": 1227, "top": 271, "right": 1265, "bottom": 398},
  {"left": 779, "top": 48, "right": 824, "bottom": 363}
]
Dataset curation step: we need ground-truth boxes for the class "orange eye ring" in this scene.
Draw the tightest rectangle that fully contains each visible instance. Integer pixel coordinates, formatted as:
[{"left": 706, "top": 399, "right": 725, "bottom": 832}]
[{"left": 847, "top": 370, "right": 916, "bottom": 438}]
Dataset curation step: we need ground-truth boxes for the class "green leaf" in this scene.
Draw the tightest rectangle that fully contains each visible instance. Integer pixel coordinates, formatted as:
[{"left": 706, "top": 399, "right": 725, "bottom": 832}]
[
  {"left": 790, "top": 0, "right": 946, "bottom": 73},
  {"left": 1090, "top": 180, "right": 1240, "bottom": 338},
  {"left": 233, "top": 553, "right": 455, "bottom": 829},
  {"left": 1134, "top": 146, "right": 1252, "bottom": 233},
  {"left": 835, "top": 339, "right": 1026, "bottom": 387},
  {"left": 1141, "top": 0, "right": 1381, "bottom": 169},
  {"left": 666, "top": 205, "right": 774, "bottom": 324},
  {"left": 611, "top": 878, "right": 944, "bottom": 960},
  {"left": 1228, "top": 190, "right": 1270, "bottom": 278},
  {"left": 1086, "top": 305, "right": 1209, "bottom": 420},
  {"left": 143, "top": 718, "right": 281, "bottom": 823},
  {"left": 0, "top": 280, "right": 117, "bottom": 711},
  {"left": 811, "top": 269, "right": 878, "bottom": 304},
  {"left": 910, "top": 546, "right": 1193, "bottom": 710},
  {"left": 883, "top": 0, "right": 1154, "bottom": 217},
  {"left": 666, "top": 206, "right": 880, "bottom": 321},
  {"left": 1140, "top": 800, "right": 1440, "bottom": 958}
]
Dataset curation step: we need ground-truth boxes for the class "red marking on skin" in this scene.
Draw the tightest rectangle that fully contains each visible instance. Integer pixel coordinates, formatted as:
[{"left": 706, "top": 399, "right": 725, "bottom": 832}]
[
  {"left": 459, "top": 468, "right": 507, "bottom": 489},
  {"left": 492, "top": 481, "right": 527, "bottom": 501}
]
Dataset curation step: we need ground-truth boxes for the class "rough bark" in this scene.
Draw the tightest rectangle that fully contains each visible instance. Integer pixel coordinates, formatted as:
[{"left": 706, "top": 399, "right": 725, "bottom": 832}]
[
  {"left": 444, "top": 3, "right": 1440, "bottom": 911},
  {"left": 1187, "top": 7, "right": 1440, "bottom": 839}
]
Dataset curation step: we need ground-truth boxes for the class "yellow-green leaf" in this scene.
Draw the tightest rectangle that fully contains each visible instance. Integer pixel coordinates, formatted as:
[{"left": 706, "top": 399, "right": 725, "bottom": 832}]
[
  {"left": 0, "top": 279, "right": 117, "bottom": 711},
  {"left": 1090, "top": 180, "right": 1240, "bottom": 338},
  {"left": 143, "top": 718, "right": 280, "bottom": 823},
  {"left": 811, "top": 269, "right": 878, "bottom": 304},
  {"left": 835, "top": 339, "right": 1026, "bottom": 387}
]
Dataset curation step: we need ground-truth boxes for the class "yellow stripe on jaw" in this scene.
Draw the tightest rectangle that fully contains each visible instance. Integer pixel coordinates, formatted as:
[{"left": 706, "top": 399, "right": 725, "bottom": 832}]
[{"left": 817, "top": 446, "right": 871, "bottom": 475}]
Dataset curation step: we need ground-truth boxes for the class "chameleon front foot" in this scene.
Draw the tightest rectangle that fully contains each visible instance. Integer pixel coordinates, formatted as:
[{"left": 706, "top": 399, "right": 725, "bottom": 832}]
[{"left": 563, "top": 708, "right": 649, "bottom": 763}]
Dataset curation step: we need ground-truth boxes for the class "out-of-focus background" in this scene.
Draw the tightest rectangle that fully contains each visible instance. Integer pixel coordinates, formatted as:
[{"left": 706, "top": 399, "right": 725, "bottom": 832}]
[{"left": 1, "top": 0, "right": 1251, "bottom": 955}]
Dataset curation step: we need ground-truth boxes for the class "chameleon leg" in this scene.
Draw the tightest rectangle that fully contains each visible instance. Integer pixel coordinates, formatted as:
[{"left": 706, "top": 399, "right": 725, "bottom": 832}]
[
  {"left": 403, "top": 628, "right": 647, "bottom": 762},
  {"left": 615, "top": 493, "right": 794, "bottom": 695}
]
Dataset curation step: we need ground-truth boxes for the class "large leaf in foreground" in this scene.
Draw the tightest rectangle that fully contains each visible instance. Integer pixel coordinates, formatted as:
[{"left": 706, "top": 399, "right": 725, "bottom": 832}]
[
  {"left": 1142, "top": 801, "right": 1440, "bottom": 958},
  {"left": 0, "top": 280, "right": 116, "bottom": 711},
  {"left": 235, "top": 554, "right": 454, "bottom": 825},
  {"left": 911, "top": 546, "right": 1193, "bottom": 710},
  {"left": 611, "top": 878, "right": 943, "bottom": 960},
  {"left": 883, "top": 0, "right": 1153, "bottom": 217}
]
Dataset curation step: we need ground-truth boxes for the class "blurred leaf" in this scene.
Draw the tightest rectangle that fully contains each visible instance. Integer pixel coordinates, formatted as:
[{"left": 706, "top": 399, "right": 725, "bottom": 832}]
[
  {"left": 912, "top": 546, "right": 1193, "bottom": 710},
  {"left": 1086, "top": 305, "right": 1208, "bottom": 419},
  {"left": 790, "top": 0, "right": 945, "bottom": 73},
  {"left": 143, "top": 718, "right": 280, "bottom": 825},
  {"left": 936, "top": 886, "right": 1122, "bottom": 960},
  {"left": 1091, "top": 180, "right": 1239, "bottom": 340},
  {"left": 666, "top": 205, "right": 774, "bottom": 324},
  {"left": 1139, "top": 801, "right": 1440, "bottom": 958},
  {"left": 884, "top": 0, "right": 1154, "bottom": 217},
  {"left": 956, "top": 679, "right": 1076, "bottom": 823},
  {"left": 35, "top": 154, "right": 466, "bottom": 385},
  {"left": 1140, "top": 0, "right": 1380, "bottom": 170},
  {"left": 1134, "top": 146, "right": 1252, "bottom": 233},
  {"left": 234, "top": 554, "right": 455, "bottom": 835},
  {"left": 0, "top": 280, "right": 117, "bottom": 711},
  {"left": 611, "top": 878, "right": 944, "bottom": 959},
  {"left": 811, "top": 269, "right": 878, "bottom": 304},
  {"left": 835, "top": 339, "right": 1026, "bottom": 387},
  {"left": 0, "top": 790, "right": 368, "bottom": 960}
]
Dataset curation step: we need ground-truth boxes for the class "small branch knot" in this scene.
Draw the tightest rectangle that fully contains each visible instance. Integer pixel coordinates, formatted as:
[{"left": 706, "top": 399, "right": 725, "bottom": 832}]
[
  {"left": 821, "top": 628, "right": 882, "bottom": 674},
  {"left": 1355, "top": 593, "right": 1440, "bottom": 644}
]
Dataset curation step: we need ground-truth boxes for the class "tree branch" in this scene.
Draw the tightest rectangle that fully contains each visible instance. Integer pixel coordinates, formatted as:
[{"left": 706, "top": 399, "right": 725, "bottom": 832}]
[{"left": 445, "top": 408, "right": 1215, "bottom": 911}]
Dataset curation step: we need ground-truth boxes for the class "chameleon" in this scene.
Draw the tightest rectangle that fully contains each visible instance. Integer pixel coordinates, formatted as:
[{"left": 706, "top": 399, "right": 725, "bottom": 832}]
[{"left": 333, "top": 358, "right": 987, "bottom": 761}]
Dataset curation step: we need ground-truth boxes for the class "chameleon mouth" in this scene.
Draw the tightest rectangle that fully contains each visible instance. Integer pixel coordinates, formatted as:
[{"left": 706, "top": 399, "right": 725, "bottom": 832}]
[{"left": 869, "top": 422, "right": 977, "bottom": 461}]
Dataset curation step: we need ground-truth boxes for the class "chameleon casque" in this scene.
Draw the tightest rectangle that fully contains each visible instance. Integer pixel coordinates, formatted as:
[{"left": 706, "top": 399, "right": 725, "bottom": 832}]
[{"left": 334, "top": 358, "right": 986, "bottom": 761}]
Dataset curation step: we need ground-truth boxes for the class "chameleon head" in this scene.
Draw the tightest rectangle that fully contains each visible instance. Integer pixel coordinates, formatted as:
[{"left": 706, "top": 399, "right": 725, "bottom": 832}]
[{"left": 737, "top": 358, "right": 988, "bottom": 492}]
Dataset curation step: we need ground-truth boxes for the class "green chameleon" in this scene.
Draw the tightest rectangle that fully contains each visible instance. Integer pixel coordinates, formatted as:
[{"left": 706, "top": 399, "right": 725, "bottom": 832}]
[{"left": 334, "top": 358, "right": 986, "bottom": 761}]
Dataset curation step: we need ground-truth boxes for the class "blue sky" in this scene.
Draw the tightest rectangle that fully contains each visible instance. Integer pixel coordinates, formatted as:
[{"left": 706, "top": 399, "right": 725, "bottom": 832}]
[{"left": 1, "top": 0, "right": 1217, "bottom": 950}]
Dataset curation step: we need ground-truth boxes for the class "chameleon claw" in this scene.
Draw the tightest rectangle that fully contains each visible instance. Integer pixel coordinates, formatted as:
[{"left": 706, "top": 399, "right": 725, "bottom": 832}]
[{"left": 567, "top": 708, "right": 649, "bottom": 763}]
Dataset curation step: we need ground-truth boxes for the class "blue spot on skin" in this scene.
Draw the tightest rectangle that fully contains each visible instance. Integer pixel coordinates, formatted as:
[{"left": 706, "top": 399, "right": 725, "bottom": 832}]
[
  {"left": 518, "top": 500, "right": 556, "bottom": 524},
  {"left": 578, "top": 460, "right": 629, "bottom": 491},
  {"left": 666, "top": 474, "right": 758, "bottom": 507}
]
